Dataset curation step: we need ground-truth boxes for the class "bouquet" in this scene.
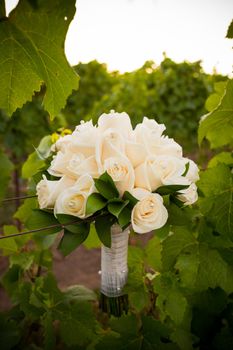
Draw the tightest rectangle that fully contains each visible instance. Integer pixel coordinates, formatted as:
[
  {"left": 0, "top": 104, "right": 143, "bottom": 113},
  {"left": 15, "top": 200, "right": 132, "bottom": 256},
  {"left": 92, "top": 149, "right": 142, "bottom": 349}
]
[{"left": 36, "top": 111, "right": 199, "bottom": 316}]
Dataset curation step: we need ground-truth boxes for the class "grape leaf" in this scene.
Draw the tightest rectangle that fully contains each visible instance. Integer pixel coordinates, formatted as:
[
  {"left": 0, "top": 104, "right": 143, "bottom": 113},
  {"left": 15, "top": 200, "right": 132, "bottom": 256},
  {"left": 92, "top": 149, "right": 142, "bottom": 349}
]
[
  {"left": 175, "top": 243, "right": 233, "bottom": 294},
  {"left": 161, "top": 227, "right": 196, "bottom": 271},
  {"left": 59, "top": 302, "right": 98, "bottom": 347},
  {"left": 198, "top": 164, "right": 233, "bottom": 238},
  {"left": 0, "top": 0, "right": 79, "bottom": 117},
  {"left": 226, "top": 19, "right": 233, "bottom": 38},
  {"left": 208, "top": 152, "right": 233, "bottom": 168},
  {"left": 96, "top": 315, "right": 142, "bottom": 350},
  {"left": 198, "top": 80, "right": 233, "bottom": 148},
  {"left": 153, "top": 274, "right": 188, "bottom": 326}
]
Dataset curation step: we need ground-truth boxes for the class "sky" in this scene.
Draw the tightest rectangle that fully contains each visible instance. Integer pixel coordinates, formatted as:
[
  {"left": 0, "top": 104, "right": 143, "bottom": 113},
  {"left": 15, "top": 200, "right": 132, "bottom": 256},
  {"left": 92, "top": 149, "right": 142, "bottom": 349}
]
[{"left": 5, "top": 0, "right": 233, "bottom": 75}]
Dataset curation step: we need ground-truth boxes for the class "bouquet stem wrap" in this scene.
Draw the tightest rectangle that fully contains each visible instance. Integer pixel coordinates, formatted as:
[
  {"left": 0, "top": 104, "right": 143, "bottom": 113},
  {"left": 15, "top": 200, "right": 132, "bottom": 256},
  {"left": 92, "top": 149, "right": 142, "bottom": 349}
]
[{"left": 100, "top": 224, "right": 130, "bottom": 316}]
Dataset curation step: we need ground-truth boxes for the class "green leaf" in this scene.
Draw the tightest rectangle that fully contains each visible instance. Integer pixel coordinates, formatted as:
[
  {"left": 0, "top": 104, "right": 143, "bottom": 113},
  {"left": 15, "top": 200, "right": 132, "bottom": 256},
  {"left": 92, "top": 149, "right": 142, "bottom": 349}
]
[
  {"left": 0, "top": 314, "right": 21, "bottom": 350},
  {"left": 0, "top": 225, "right": 18, "bottom": 254},
  {"left": 10, "top": 252, "right": 34, "bottom": 271},
  {"left": 182, "top": 162, "right": 190, "bottom": 177},
  {"left": 205, "top": 81, "right": 227, "bottom": 112},
  {"left": 198, "top": 80, "right": 233, "bottom": 148},
  {"left": 125, "top": 246, "right": 149, "bottom": 311},
  {"left": 42, "top": 312, "right": 56, "bottom": 350},
  {"left": 198, "top": 164, "right": 233, "bottom": 238},
  {"left": 64, "top": 285, "right": 97, "bottom": 302},
  {"left": 26, "top": 209, "right": 60, "bottom": 235},
  {"left": 146, "top": 236, "right": 162, "bottom": 271},
  {"left": 56, "top": 213, "right": 84, "bottom": 233},
  {"left": 156, "top": 184, "right": 189, "bottom": 196},
  {"left": 95, "top": 215, "right": 116, "bottom": 247},
  {"left": 167, "top": 203, "right": 192, "bottom": 226},
  {"left": 86, "top": 192, "right": 107, "bottom": 215},
  {"left": 94, "top": 172, "right": 119, "bottom": 199},
  {"left": 59, "top": 302, "right": 98, "bottom": 347},
  {"left": 0, "top": 0, "right": 79, "bottom": 117},
  {"left": 108, "top": 199, "right": 129, "bottom": 218},
  {"left": 14, "top": 197, "right": 38, "bottom": 223},
  {"left": 161, "top": 227, "right": 196, "bottom": 271},
  {"left": 141, "top": 316, "right": 177, "bottom": 349},
  {"left": 83, "top": 223, "right": 101, "bottom": 249},
  {"left": 58, "top": 225, "right": 90, "bottom": 256},
  {"left": 153, "top": 274, "right": 188, "bottom": 325},
  {"left": 226, "top": 19, "right": 233, "bottom": 38},
  {"left": 123, "top": 191, "right": 138, "bottom": 208},
  {"left": 96, "top": 315, "right": 142, "bottom": 350},
  {"left": 175, "top": 243, "right": 233, "bottom": 294},
  {"left": 118, "top": 206, "right": 131, "bottom": 228},
  {"left": 208, "top": 152, "right": 233, "bottom": 168},
  {"left": 0, "top": 150, "right": 14, "bottom": 199},
  {"left": 22, "top": 151, "right": 45, "bottom": 179}
]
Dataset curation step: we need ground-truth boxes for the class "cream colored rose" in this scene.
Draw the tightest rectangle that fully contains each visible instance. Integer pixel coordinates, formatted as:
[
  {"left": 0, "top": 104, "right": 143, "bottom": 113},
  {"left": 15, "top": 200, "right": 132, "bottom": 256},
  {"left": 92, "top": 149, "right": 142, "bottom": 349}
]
[
  {"left": 48, "top": 150, "right": 73, "bottom": 177},
  {"left": 125, "top": 140, "right": 147, "bottom": 168},
  {"left": 134, "top": 117, "right": 182, "bottom": 158},
  {"left": 98, "top": 111, "right": 133, "bottom": 139},
  {"left": 69, "top": 121, "right": 98, "bottom": 158},
  {"left": 54, "top": 175, "right": 95, "bottom": 218},
  {"left": 96, "top": 128, "right": 126, "bottom": 172},
  {"left": 153, "top": 136, "right": 183, "bottom": 158},
  {"left": 135, "top": 155, "right": 189, "bottom": 191},
  {"left": 48, "top": 149, "right": 99, "bottom": 179},
  {"left": 183, "top": 158, "right": 199, "bottom": 183},
  {"left": 103, "top": 156, "right": 135, "bottom": 197},
  {"left": 51, "top": 134, "right": 74, "bottom": 153},
  {"left": 177, "top": 183, "right": 198, "bottom": 206},
  {"left": 36, "top": 175, "right": 75, "bottom": 209},
  {"left": 131, "top": 188, "right": 168, "bottom": 234}
]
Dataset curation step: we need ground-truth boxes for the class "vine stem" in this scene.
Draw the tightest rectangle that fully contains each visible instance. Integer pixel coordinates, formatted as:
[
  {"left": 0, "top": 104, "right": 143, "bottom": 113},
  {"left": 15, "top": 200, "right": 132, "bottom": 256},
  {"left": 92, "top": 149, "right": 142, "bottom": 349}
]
[
  {"left": 0, "top": 212, "right": 104, "bottom": 240},
  {"left": 0, "top": 220, "right": 80, "bottom": 240},
  {"left": 1, "top": 195, "right": 37, "bottom": 202}
]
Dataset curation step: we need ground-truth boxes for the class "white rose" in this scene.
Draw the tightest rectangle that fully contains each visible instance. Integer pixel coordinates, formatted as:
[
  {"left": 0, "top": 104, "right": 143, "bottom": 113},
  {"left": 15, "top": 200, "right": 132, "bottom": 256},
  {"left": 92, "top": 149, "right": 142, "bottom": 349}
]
[
  {"left": 98, "top": 111, "right": 133, "bottom": 139},
  {"left": 54, "top": 175, "right": 95, "bottom": 218},
  {"left": 131, "top": 188, "right": 168, "bottom": 234},
  {"left": 103, "top": 156, "right": 135, "bottom": 197},
  {"left": 177, "top": 183, "right": 198, "bottom": 206},
  {"left": 69, "top": 120, "right": 99, "bottom": 158},
  {"left": 48, "top": 149, "right": 99, "bottom": 179},
  {"left": 183, "top": 158, "right": 199, "bottom": 183},
  {"left": 48, "top": 150, "right": 73, "bottom": 177},
  {"left": 134, "top": 117, "right": 182, "bottom": 158},
  {"left": 36, "top": 175, "right": 75, "bottom": 209},
  {"left": 125, "top": 140, "right": 147, "bottom": 168},
  {"left": 51, "top": 134, "right": 73, "bottom": 153},
  {"left": 153, "top": 135, "right": 183, "bottom": 158},
  {"left": 96, "top": 128, "right": 126, "bottom": 172},
  {"left": 135, "top": 155, "right": 189, "bottom": 191}
]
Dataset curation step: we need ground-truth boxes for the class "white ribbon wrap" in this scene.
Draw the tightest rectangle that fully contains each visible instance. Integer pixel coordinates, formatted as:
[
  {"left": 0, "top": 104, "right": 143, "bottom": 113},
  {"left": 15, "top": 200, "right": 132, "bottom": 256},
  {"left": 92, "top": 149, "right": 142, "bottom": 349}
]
[{"left": 100, "top": 224, "right": 130, "bottom": 297}]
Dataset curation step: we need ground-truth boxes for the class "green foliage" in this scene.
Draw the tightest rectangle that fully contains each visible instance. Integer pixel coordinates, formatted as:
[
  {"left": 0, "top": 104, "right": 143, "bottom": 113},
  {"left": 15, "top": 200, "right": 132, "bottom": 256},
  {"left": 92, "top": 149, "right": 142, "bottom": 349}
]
[
  {"left": 0, "top": 150, "right": 13, "bottom": 199},
  {"left": 0, "top": 0, "right": 79, "bottom": 117},
  {"left": 198, "top": 164, "right": 233, "bottom": 238},
  {"left": 95, "top": 214, "right": 116, "bottom": 248},
  {"left": 58, "top": 226, "right": 90, "bottom": 256},
  {"left": 199, "top": 80, "right": 233, "bottom": 148},
  {"left": 94, "top": 171, "right": 119, "bottom": 199},
  {"left": 226, "top": 19, "right": 233, "bottom": 38},
  {"left": 86, "top": 193, "right": 107, "bottom": 215}
]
